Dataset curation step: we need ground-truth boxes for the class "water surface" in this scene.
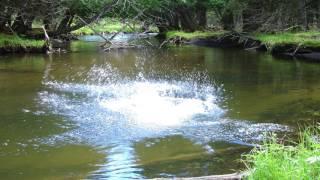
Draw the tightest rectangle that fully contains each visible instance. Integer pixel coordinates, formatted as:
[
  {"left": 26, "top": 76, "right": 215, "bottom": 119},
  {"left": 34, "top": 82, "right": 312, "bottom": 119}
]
[{"left": 1, "top": 39, "right": 320, "bottom": 179}]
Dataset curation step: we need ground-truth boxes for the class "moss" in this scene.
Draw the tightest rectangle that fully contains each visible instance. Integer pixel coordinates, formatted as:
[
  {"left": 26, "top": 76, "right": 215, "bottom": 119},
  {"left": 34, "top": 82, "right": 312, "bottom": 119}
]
[
  {"left": 166, "top": 31, "right": 225, "bottom": 40},
  {"left": 0, "top": 33, "right": 45, "bottom": 48},
  {"left": 255, "top": 31, "right": 320, "bottom": 48}
]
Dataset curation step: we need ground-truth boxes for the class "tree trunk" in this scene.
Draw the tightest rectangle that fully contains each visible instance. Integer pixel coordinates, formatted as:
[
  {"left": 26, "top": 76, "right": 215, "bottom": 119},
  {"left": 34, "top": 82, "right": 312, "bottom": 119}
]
[
  {"left": 0, "top": 14, "right": 9, "bottom": 32},
  {"left": 43, "top": 18, "right": 51, "bottom": 31},
  {"left": 242, "top": 1, "right": 261, "bottom": 32},
  {"left": 318, "top": 1, "right": 320, "bottom": 28},
  {"left": 3, "top": 11, "right": 12, "bottom": 32},
  {"left": 0, "top": 5, "right": 6, "bottom": 32},
  {"left": 178, "top": 6, "right": 196, "bottom": 32},
  {"left": 233, "top": 12, "right": 243, "bottom": 32},
  {"left": 168, "top": 12, "right": 180, "bottom": 30},
  {"left": 153, "top": 13, "right": 171, "bottom": 33},
  {"left": 25, "top": 16, "right": 35, "bottom": 31},
  {"left": 195, "top": 3, "right": 207, "bottom": 29},
  {"left": 157, "top": 25, "right": 168, "bottom": 34},
  {"left": 12, "top": 14, "right": 28, "bottom": 34},
  {"left": 221, "top": 10, "right": 235, "bottom": 31},
  {"left": 298, "top": 0, "right": 308, "bottom": 30},
  {"left": 56, "top": 11, "right": 73, "bottom": 34}
]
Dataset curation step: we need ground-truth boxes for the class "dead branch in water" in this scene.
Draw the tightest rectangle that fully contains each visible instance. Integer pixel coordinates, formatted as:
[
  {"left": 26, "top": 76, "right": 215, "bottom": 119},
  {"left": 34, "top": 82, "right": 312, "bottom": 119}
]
[
  {"left": 41, "top": 26, "right": 53, "bottom": 52},
  {"left": 292, "top": 43, "right": 302, "bottom": 57}
]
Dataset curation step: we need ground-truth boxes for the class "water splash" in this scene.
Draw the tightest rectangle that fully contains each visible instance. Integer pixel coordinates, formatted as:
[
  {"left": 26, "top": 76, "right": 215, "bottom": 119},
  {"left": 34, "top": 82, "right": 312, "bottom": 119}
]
[
  {"left": 37, "top": 62, "right": 291, "bottom": 146},
  {"left": 99, "top": 81, "right": 220, "bottom": 128},
  {"left": 35, "top": 61, "right": 291, "bottom": 179},
  {"left": 39, "top": 81, "right": 223, "bottom": 143}
]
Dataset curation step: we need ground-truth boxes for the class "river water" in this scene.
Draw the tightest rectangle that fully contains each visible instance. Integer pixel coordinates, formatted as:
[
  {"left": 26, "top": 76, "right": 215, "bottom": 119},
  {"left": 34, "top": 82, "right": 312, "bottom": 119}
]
[{"left": 1, "top": 36, "right": 320, "bottom": 179}]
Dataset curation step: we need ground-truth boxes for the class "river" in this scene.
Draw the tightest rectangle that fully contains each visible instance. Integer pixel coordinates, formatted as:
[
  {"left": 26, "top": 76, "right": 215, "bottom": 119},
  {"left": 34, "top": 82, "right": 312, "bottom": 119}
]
[{"left": 1, "top": 36, "right": 320, "bottom": 179}]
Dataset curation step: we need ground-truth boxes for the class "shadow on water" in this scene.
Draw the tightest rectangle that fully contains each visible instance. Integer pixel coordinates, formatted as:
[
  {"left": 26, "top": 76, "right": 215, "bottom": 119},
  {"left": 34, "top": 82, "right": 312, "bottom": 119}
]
[{"left": 1, "top": 39, "right": 320, "bottom": 179}]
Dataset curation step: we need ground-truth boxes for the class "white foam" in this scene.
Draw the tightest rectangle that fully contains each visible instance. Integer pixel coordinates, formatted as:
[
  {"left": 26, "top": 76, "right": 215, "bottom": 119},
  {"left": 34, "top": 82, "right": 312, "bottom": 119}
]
[
  {"left": 37, "top": 64, "right": 290, "bottom": 145},
  {"left": 100, "top": 82, "right": 221, "bottom": 128}
]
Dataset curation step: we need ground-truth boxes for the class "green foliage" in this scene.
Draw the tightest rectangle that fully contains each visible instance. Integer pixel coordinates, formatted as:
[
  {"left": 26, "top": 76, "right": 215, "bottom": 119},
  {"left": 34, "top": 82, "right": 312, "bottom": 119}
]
[
  {"left": 245, "top": 126, "right": 320, "bottom": 180},
  {"left": 73, "top": 19, "right": 137, "bottom": 35},
  {"left": 0, "top": 34, "right": 44, "bottom": 48},
  {"left": 166, "top": 31, "right": 225, "bottom": 40},
  {"left": 65, "top": 0, "right": 112, "bottom": 17},
  {"left": 72, "top": 18, "right": 158, "bottom": 35},
  {"left": 134, "top": 0, "right": 168, "bottom": 10},
  {"left": 255, "top": 31, "right": 320, "bottom": 48},
  {"left": 209, "top": 0, "right": 229, "bottom": 9}
]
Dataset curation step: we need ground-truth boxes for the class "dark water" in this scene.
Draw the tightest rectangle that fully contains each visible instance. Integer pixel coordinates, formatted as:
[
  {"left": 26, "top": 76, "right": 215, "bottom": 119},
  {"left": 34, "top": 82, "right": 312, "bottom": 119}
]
[{"left": 1, "top": 39, "right": 320, "bottom": 179}]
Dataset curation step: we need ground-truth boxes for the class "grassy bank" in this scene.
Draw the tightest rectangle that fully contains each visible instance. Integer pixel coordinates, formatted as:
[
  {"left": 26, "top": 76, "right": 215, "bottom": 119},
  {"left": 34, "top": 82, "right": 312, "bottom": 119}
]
[
  {"left": 166, "top": 31, "right": 225, "bottom": 40},
  {"left": 244, "top": 126, "right": 320, "bottom": 179},
  {"left": 255, "top": 31, "right": 320, "bottom": 48},
  {"left": 0, "top": 33, "right": 45, "bottom": 53},
  {"left": 165, "top": 30, "right": 320, "bottom": 48},
  {"left": 0, "top": 33, "right": 44, "bottom": 48}
]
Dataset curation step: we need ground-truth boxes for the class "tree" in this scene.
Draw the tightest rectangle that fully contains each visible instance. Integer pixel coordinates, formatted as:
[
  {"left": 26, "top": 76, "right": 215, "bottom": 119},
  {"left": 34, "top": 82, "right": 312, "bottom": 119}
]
[
  {"left": 0, "top": 0, "right": 117, "bottom": 35},
  {"left": 1, "top": 0, "right": 319, "bottom": 35}
]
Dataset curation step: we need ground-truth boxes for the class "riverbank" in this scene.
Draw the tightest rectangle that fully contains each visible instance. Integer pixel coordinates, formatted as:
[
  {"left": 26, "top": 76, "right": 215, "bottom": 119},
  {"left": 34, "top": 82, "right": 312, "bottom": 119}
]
[
  {"left": 0, "top": 33, "right": 47, "bottom": 54},
  {"left": 166, "top": 31, "right": 226, "bottom": 41},
  {"left": 165, "top": 31, "right": 320, "bottom": 62},
  {"left": 244, "top": 126, "right": 320, "bottom": 179},
  {"left": 160, "top": 126, "right": 320, "bottom": 180}
]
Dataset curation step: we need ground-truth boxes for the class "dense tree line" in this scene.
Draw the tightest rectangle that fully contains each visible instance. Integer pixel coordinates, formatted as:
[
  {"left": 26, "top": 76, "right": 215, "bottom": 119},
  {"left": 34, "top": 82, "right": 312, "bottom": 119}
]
[
  {"left": 0, "top": 0, "right": 116, "bottom": 35},
  {"left": 0, "top": 0, "right": 319, "bottom": 36},
  {"left": 227, "top": 0, "right": 320, "bottom": 32},
  {"left": 141, "top": 0, "right": 320, "bottom": 32}
]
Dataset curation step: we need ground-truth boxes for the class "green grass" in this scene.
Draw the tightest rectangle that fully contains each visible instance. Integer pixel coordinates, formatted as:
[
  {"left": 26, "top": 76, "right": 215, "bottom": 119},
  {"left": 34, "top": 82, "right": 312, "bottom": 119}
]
[
  {"left": 165, "top": 30, "right": 320, "bottom": 47},
  {"left": 244, "top": 126, "right": 320, "bottom": 180},
  {"left": 255, "top": 31, "right": 320, "bottom": 48},
  {"left": 166, "top": 31, "right": 225, "bottom": 40},
  {"left": 72, "top": 18, "right": 158, "bottom": 35},
  {"left": 0, "top": 33, "right": 44, "bottom": 48}
]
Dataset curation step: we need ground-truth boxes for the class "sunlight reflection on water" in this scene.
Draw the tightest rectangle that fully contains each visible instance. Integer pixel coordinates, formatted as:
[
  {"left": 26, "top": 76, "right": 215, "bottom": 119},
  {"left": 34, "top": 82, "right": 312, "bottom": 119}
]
[{"left": 37, "top": 61, "right": 290, "bottom": 179}]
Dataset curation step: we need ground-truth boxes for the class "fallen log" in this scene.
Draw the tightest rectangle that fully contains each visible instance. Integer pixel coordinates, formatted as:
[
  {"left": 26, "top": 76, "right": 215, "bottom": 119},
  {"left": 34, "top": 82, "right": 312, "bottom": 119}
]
[
  {"left": 104, "top": 42, "right": 142, "bottom": 51},
  {"left": 151, "top": 172, "right": 248, "bottom": 180}
]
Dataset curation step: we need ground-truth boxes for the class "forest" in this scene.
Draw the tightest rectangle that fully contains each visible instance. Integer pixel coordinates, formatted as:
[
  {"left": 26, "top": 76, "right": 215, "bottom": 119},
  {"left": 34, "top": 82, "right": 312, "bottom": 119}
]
[
  {"left": 0, "top": 1, "right": 320, "bottom": 180},
  {"left": 1, "top": 0, "right": 320, "bottom": 35}
]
